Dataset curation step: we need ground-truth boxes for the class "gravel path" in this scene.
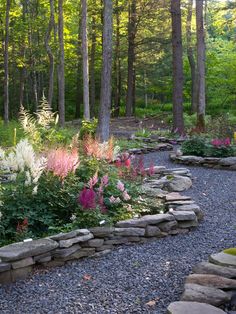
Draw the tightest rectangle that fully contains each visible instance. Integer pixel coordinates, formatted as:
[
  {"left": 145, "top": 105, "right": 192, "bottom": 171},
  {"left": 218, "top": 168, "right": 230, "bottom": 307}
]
[{"left": 1, "top": 151, "right": 236, "bottom": 314}]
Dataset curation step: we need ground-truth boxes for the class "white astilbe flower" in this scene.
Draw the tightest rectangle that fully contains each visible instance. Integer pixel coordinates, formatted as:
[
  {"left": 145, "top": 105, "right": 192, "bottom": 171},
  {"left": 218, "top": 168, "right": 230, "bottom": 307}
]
[
  {"left": 1, "top": 139, "right": 47, "bottom": 188},
  {"left": 112, "top": 145, "right": 120, "bottom": 161}
]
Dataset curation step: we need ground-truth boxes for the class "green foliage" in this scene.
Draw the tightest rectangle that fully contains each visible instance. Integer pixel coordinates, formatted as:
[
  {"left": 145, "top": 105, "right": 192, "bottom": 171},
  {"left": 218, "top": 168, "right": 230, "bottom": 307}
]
[
  {"left": 79, "top": 118, "right": 98, "bottom": 139},
  {"left": 204, "top": 144, "right": 235, "bottom": 158},
  {"left": 181, "top": 137, "right": 207, "bottom": 156},
  {"left": 0, "top": 120, "right": 25, "bottom": 147}
]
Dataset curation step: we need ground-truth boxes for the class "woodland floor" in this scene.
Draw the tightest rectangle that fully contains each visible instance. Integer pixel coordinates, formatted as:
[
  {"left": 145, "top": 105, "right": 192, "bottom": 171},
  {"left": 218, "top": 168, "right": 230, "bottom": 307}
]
[{"left": 0, "top": 149, "right": 236, "bottom": 314}]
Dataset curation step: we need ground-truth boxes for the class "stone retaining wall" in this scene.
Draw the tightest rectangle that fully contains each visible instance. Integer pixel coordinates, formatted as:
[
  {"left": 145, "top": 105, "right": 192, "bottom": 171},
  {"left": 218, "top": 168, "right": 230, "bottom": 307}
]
[
  {"left": 0, "top": 208, "right": 200, "bottom": 285},
  {"left": 170, "top": 153, "right": 236, "bottom": 171},
  {"left": 167, "top": 250, "right": 236, "bottom": 313}
]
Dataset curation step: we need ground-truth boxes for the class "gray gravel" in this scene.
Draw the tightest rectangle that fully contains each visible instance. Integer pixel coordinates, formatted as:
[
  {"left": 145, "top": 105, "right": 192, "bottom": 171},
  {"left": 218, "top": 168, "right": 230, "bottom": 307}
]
[{"left": 0, "top": 151, "right": 236, "bottom": 314}]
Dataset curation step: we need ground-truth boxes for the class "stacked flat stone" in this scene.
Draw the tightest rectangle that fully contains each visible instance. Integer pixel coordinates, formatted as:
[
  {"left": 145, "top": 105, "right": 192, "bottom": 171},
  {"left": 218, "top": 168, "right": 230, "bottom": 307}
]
[
  {"left": 167, "top": 251, "right": 236, "bottom": 314},
  {"left": 170, "top": 153, "right": 236, "bottom": 171},
  {"left": 0, "top": 208, "right": 200, "bottom": 285}
]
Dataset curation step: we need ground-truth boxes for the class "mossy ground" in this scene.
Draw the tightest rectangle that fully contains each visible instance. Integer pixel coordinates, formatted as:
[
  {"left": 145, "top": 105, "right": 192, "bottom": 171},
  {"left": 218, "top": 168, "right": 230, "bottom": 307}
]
[{"left": 223, "top": 248, "right": 236, "bottom": 256}]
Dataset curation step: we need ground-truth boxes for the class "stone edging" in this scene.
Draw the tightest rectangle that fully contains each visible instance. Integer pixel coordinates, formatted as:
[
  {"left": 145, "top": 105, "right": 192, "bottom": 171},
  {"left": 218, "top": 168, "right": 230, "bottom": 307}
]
[
  {"left": 0, "top": 202, "right": 202, "bottom": 285},
  {"left": 0, "top": 166, "right": 204, "bottom": 285},
  {"left": 170, "top": 153, "right": 236, "bottom": 171},
  {"left": 167, "top": 251, "right": 236, "bottom": 313}
]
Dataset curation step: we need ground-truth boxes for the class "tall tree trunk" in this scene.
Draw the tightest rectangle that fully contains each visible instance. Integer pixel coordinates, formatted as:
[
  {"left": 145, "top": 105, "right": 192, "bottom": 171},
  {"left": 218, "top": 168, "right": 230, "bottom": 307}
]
[
  {"left": 81, "top": 0, "right": 90, "bottom": 120},
  {"left": 90, "top": 15, "right": 96, "bottom": 118},
  {"left": 196, "top": 0, "right": 206, "bottom": 131},
  {"left": 144, "top": 70, "right": 148, "bottom": 108},
  {"left": 58, "top": 0, "right": 65, "bottom": 126},
  {"left": 19, "top": 0, "right": 27, "bottom": 109},
  {"left": 171, "top": 0, "right": 184, "bottom": 134},
  {"left": 126, "top": 0, "right": 136, "bottom": 116},
  {"left": 96, "top": 0, "right": 113, "bottom": 142},
  {"left": 186, "top": 0, "right": 197, "bottom": 113},
  {"left": 45, "top": 0, "right": 55, "bottom": 107},
  {"left": 75, "top": 22, "right": 83, "bottom": 119},
  {"left": 114, "top": 0, "right": 121, "bottom": 117},
  {"left": 4, "top": 0, "right": 10, "bottom": 124}
]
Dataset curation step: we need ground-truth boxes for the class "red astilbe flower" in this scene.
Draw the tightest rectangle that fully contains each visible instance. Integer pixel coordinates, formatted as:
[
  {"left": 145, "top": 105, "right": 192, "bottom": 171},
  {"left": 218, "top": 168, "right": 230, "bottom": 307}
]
[
  {"left": 148, "top": 162, "right": 155, "bottom": 177},
  {"left": 47, "top": 148, "right": 79, "bottom": 180},
  {"left": 78, "top": 187, "right": 96, "bottom": 210},
  {"left": 16, "top": 218, "right": 28, "bottom": 233}
]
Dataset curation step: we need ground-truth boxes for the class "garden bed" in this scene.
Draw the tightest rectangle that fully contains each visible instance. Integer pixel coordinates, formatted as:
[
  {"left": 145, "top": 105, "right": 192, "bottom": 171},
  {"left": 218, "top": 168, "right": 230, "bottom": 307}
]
[{"left": 0, "top": 203, "right": 201, "bottom": 285}]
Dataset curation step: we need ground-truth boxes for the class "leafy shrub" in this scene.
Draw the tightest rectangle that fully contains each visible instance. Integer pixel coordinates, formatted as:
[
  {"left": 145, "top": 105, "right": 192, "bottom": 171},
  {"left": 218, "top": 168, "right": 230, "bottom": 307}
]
[
  {"left": 79, "top": 118, "right": 98, "bottom": 139},
  {"left": 181, "top": 137, "right": 207, "bottom": 156},
  {"left": 204, "top": 144, "right": 235, "bottom": 158}
]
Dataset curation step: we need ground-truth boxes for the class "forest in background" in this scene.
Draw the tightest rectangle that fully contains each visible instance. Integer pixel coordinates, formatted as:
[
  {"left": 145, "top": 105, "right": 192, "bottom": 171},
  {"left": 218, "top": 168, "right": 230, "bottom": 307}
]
[{"left": 0, "top": 0, "right": 236, "bottom": 125}]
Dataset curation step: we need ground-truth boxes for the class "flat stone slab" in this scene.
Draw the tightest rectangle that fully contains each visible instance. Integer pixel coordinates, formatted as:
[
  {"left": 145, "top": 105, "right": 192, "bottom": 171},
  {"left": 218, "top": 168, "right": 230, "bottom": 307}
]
[
  {"left": 171, "top": 211, "right": 196, "bottom": 221},
  {"left": 219, "top": 157, "right": 236, "bottom": 166},
  {"left": 116, "top": 213, "right": 174, "bottom": 228},
  {"left": 210, "top": 252, "right": 236, "bottom": 268},
  {"left": 186, "top": 274, "right": 236, "bottom": 289},
  {"left": 59, "top": 233, "right": 94, "bottom": 248},
  {"left": 0, "top": 239, "right": 58, "bottom": 262},
  {"left": 165, "top": 193, "right": 191, "bottom": 202},
  {"left": 181, "top": 283, "right": 231, "bottom": 306},
  {"left": 167, "top": 301, "right": 227, "bottom": 314},
  {"left": 114, "top": 227, "right": 145, "bottom": 236},
  {"left": 50, "top": 229, "right": 90, "bottom": 241},
  {"left": 193, "top": 262, "right": 236, "bottom": 279}
]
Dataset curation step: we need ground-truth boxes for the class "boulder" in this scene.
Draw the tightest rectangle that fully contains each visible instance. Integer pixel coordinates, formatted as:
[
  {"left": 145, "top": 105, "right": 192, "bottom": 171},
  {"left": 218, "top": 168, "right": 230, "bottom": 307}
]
[
  {"left": 181, "top": 283, "right": 231, "bottom": 306},
  {"left": 116, "top": 214, "right": 174, "bottom": 228},
  {"left": 167, "top": 301, "right": 227, "bottom": 314},
  {"left": 158, "top": 220, "right": 178, "bottom": 232},
  {"left": 210, "top": 252, "right": 236, "bottom": 268},
  {"left": 166, "top": 175, "right": 192, "bottom": 192},
  {"left": 178, "top": 219, "right": 198, "bottom": 228},
  {"left": 193, "top": 262, "right": 236, "bottom": 279},
  {"left": 0, "top": 239, "right": 58, "bottom": 262},
  {"left": 186, "top": 274, "right": 236, "bottom": 290}
]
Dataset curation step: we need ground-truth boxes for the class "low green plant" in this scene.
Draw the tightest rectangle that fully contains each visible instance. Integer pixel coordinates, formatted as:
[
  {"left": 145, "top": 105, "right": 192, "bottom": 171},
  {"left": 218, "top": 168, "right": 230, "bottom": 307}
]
[
  {"left": 79, "top": 118, "right": 98, "bottom": 139},
  {"left": 181, "top": 137, "right": 207, "bottom": 156},
  {"left": 204, "top": 144, "right": 235, "bottom": 158}
]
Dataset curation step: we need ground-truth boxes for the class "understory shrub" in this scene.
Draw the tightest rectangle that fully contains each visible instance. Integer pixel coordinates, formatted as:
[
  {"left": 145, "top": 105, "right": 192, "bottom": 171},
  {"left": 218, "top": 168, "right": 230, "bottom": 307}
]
[
  {"left": 181, "top": 137, "right": 207, "bottom": 156},
  {"left": 182, "top": 136, "right": 236, "bottom": 158}
]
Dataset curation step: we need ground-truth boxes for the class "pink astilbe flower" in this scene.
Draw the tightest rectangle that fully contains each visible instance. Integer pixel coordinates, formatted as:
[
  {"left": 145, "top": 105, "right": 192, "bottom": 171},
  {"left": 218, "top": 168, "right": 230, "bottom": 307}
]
[
  {"left": 47, "top": 148, "right": 79, "bottom": 180},
  {"left": 117, "top": 180, "right": 125, "bottom": 192},
  {"left": 78, "top": 187, "right": 96, "bottom": 209},
  {"left": 122, "top": 190, "right": 131, "bottom": 201},
  {"left": 88, "top": 172, "right": 98, "bottom": 188},
  {"left": 211, "top": 138, "right": 231, "bottom": 147},
  {"left": 109, "top": 196, "right": 121, "bottom": 204},
  {"left": 101, "top": 175, "right": 109, "bottom": 187}
]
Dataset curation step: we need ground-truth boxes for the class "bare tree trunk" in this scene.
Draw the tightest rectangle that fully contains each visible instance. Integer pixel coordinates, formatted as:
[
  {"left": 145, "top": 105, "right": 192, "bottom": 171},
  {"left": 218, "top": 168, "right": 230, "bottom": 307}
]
[
  {"left": 126, "top": 0, "right": 136, "bottom": 116},
  {"left": 196, "top": 0, "right": 206, "bottom": 131},
  {"left": 113, "top": 0, "right": 121, "bottom": 117},
  {"left": 81, "top": 0, "right": 90, "bottom": 120},
  {"left": 144, "top": 70, "right": 148, "bottom": 108},
  {"left": 4, "top": 0, "right": 10, "bottom": 124},
  {"left": 45, "top": 0, "right": 55, "bottom": 107},
  {"left": 58, "top": 0, "right": 65, "bottom": 126},
  {"left": 90, "top": 15, "right": 96, "bottom": 118},
  {"left": 171, "top": 0, "right": 184, "bottom": 134},
  {"left": 186, "top": 0, "right": 197, "bottom": 113},
  {"left": 96, "top": 0, "right": 113, "bottom": 142}
]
